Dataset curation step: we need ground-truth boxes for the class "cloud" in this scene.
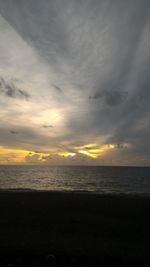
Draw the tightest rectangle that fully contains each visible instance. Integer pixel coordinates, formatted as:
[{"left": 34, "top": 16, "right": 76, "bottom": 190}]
[
  {"left": 0, "top": 0, "right": 150, "bottom": 165},
  {"left": 42, "top": 125, "right": 54, "bottom": 129},
  {"left": 53, "top": 84, "right": 63, "bottom": 93},
  {"left": 25, "top": 151, "right": 95, "bottom": 165},
  {"left": 9, "top": 130, "right": 18, "bottom": 134},
  {"left": 0, "top": 77, "right": 30, "bottom": 100},
  {"left": 25, "top": 153, "right": 41, "bottom": 164},
  {"left": 18, "top": 89, "right": 30, "bottom": 99},
  {"left": 89, "top": 90, "right": 127, "bottom": 107}
]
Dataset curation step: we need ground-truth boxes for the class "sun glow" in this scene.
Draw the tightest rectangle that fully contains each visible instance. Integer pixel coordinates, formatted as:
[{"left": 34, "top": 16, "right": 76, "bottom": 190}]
[
  {"left": 77, "top": 143, "right": 116, "bottom": 158},
  {"left": 0, "top": 143, "right": 117, "bottom": 164},
  {"left": 79, "top": 150, "right": 97, "bottom": 158},
  {"left": 33, "top": 109, "right": 65, "bottom": 127}
]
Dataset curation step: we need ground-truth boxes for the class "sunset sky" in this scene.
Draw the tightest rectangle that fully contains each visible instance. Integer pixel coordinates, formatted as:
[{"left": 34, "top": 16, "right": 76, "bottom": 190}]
[{"left": 0, "top": 0, "right": 150, "bottom": 165}]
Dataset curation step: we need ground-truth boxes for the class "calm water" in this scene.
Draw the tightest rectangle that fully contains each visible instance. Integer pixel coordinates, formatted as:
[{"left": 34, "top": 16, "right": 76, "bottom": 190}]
[{"left": 0, "top": 165, "right": 150, "bottom": 195}]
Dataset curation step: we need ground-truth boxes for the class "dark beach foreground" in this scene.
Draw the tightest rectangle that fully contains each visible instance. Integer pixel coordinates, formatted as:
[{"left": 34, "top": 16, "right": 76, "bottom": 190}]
[{"left": 0, "top": 191, "right": 150, "bottom": 266}]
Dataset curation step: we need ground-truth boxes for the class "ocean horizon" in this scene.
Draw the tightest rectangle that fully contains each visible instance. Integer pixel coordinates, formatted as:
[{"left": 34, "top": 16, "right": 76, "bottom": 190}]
[{"left": 0, "top": 165, "right": 150, "bottom": 196}]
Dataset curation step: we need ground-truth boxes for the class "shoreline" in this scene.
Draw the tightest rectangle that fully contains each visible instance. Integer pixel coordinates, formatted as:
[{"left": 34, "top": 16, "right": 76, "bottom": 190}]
[
  {"left": 1, "top": 191, "right": 150, "bottom": 265},
  {"left": 1, "top": 188, "right": 150, "bottom": 198}
]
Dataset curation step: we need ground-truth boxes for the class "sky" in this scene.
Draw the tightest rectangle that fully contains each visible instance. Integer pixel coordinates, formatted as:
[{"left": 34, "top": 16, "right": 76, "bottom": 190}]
[{"left": 0, "top": 0, "right": 150, "bottom": 165}]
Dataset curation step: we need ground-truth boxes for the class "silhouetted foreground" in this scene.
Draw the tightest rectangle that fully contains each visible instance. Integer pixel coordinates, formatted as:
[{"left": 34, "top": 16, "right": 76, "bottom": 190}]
[{"left": 0, "top": 191, "right": 150, "bottom": 266}]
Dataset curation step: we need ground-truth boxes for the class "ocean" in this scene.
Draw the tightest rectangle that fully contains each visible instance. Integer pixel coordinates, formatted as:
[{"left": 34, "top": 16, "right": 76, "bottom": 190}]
[{"left": 0, "top": 165, "right": 150, "bottom": 195}]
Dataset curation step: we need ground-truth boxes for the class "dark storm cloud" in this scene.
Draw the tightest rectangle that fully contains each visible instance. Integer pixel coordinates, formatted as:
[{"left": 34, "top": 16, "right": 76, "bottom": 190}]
[{"left": 0, "top": 77, "right": 30, "bottom": 100}]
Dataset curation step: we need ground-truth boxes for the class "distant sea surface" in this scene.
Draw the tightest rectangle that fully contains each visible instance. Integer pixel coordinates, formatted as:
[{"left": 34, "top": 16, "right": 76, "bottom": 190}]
[{"left": 0, "top": 165, "right": 150, "bottom": 195}]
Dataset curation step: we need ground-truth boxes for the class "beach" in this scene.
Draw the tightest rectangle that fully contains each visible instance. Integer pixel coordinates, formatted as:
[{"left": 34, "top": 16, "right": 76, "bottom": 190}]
[{"left": 0, "top": 191, "right": 150, "bottom": 266}]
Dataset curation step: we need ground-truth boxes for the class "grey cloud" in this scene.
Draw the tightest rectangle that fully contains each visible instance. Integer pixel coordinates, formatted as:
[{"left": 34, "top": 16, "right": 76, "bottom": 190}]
[
  {"left": 108, "top": 66, "right": 150, "bottom": 146},
  {"left": 0, "top": 1, "right": 149, "bottom": 94},
  {"left": 0, "top": 126, "right": 47, "bottom": 150},
  {"left": 115, "top": 143, "right": 128, "bottom": 149},
  {"left": 0, "top": 77, "right": 31, "bottom": 100},
  {"left": 10, "top": 130, "right": 18, "bottom": 134},
  {"left": 42, "top": 125, "right": 54, "bottom": 129},
  {"left": 18, "top": 89, "right": 30, "bottom": 99},
  {"left": 53, "top": 84, "right": 63, "bottom": 93},
  {"left": 5, "top": 84, "right": 15, "bottom": 97},
  {"left": 89, "top": 90, "right": 127, "bottom": 107},
  {"left": 0, "top": 125, "right": 72, "bottom": 152}
]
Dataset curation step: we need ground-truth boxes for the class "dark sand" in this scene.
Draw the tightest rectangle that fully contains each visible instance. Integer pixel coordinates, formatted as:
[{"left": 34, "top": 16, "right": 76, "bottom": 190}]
[{"left": 0, "top": 191, "right": 150, "bottom": 266}]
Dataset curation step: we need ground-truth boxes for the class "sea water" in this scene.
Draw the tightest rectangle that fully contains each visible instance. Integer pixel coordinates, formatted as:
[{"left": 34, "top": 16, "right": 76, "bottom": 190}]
[{"left": 0, "top": 165, "right": 150, "bottom": 195}]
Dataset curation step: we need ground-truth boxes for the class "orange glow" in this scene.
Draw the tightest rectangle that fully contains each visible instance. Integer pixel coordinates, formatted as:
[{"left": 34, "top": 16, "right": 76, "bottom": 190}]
[
  {"left": 0, "top": 143, "right": 117, "bottom": 164},
  {"left": 0, "top": 147, "right": 30, "bottom": 163}
]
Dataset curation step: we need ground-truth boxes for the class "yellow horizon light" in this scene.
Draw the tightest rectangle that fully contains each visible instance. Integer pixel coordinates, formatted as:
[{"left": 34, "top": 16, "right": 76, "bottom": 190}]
[
  {"left": 0, "top": 143, "right": 117, "bottom": 164},
  {"left": 79, "top": 150, "right": 97, "bottom": 158},
  {"left": 78, "top": 143, "right": 116, "bottom": 158},
  {"left": 0, "top": 147, "right": 31, "bottom": 163}
]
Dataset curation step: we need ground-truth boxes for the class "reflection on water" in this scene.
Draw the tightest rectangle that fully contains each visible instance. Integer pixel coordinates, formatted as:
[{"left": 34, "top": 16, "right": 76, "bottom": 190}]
[{"left": 0, "top": 165, "right": 150, "bottom": 195}]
